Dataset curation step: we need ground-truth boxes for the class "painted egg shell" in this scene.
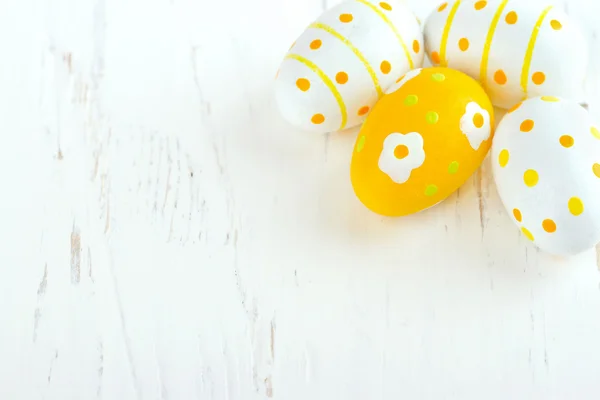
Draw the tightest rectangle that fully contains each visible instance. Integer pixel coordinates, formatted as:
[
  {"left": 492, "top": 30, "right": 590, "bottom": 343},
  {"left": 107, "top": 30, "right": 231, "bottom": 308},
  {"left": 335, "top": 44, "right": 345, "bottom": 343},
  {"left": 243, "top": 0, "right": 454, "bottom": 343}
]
[
  {"left": 351, "top": 67, "right": 494, "bottom": 216},
  {"left": 492, "top": 97, "right": 600, "bottom": 256},
  {"left": 424, "top": 0, "right": 588, "bottom": 109},
  {"left": 274, "top": 0, "right": 423, "bottom": 134}
]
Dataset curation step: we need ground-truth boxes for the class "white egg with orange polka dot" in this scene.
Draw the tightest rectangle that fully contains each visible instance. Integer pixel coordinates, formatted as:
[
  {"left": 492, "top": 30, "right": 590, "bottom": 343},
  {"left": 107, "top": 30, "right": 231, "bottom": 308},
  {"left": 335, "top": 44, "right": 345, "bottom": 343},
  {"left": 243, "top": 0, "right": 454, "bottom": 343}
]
[
  {"left": 424, "top": 0, "right": 588, "bottom": 109},
  {"left": 274, "top": 0, "right": 423, "bottom": 133},
  {"left": 492, "top": 97, "right": 600, "bottom": 256}
]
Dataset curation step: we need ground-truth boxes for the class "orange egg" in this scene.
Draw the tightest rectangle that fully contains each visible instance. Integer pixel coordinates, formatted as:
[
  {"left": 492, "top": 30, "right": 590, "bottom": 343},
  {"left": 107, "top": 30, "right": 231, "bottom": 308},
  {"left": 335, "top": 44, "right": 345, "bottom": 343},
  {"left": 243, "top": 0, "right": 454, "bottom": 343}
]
[{"left": 350, "top": 67, "right": 494, "bottom": 216}]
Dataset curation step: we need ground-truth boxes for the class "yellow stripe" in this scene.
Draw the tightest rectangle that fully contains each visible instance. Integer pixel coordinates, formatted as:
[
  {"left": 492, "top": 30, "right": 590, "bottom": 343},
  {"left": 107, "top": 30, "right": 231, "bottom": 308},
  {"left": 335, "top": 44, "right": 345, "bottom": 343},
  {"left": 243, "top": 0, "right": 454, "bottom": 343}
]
[
  {"left": 480, "top": 0, "right": 510, "bottom": 89},
  {"left": 356, "top": 0, "right": 414, "bottom": 70},
  {"left": 286, "top": 53, "right": 348, "bottom": 130},
  {"left": 310, "top": 22, "right": 382, "bottom": 98},
  {"left": 521, "top": 6, "right": 553, "bottom": 98},
  {"left": 440, "top": 0, "right": 461, "bottom": 67}
]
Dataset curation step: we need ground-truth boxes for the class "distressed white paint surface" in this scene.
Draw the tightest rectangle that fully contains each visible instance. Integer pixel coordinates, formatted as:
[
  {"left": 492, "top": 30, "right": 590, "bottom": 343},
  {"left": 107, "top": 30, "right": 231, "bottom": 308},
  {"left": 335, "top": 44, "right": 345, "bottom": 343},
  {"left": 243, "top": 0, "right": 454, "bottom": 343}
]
[{"left": 1, "top": 0, "right": 600, "bottom": 399}]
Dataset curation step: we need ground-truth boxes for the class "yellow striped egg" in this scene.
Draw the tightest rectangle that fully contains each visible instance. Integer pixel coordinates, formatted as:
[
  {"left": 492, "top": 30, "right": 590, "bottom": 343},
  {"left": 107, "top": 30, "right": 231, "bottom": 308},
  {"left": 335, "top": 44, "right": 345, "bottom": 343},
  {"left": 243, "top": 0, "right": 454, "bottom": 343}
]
[
  {"left": 424, "top": 0, "right": 588, "bottom": 109},
  {"left": 492, "top": 97, "right": 600, "bottom": 255},
  {"left": 275, "top": 0, "right": 423, "bottom": 133}
]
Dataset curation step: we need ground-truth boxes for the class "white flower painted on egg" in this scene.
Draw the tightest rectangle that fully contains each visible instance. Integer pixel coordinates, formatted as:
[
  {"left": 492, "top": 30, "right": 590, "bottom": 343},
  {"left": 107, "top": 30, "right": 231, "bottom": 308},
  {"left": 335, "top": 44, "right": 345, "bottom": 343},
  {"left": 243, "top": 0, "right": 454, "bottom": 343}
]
[
  {"left": 378, "top": 131, "right": 425, "bottom": 184},
  {"left": 460, "top": 102, "right": 491, "bottom": 150},
  {"left": 385, "top": 68, "right": 422, "bottom": 95}
]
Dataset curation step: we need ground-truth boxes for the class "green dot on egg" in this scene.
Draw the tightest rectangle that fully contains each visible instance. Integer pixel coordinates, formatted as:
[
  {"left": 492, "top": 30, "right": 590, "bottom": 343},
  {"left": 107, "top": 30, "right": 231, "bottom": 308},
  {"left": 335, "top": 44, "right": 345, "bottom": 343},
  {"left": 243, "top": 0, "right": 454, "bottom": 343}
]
[
  {"left": 448, "top": 161, "right": 459, "bottom": 174},
  {"left": 356, "top": 135, "right": 366, "bottom": 152},
  {"left": 425, "top": 184, "right": 438, "bottom": 196},
  {"left": 404, "top": 94, "right": 418, "bottom": 106},
  {"left": 426, "top": 111, "right": 439, "bottom": 124},
  {"left": 432, "top": 73, "right": 446, "bottom": 82}
]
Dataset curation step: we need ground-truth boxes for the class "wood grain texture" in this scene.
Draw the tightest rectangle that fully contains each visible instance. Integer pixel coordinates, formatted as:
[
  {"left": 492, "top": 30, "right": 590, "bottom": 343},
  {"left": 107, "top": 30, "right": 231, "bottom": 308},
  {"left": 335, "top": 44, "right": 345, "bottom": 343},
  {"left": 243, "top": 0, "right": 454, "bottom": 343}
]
[{"left": 1, "top": 0, "right": 600, "bottom": 399}]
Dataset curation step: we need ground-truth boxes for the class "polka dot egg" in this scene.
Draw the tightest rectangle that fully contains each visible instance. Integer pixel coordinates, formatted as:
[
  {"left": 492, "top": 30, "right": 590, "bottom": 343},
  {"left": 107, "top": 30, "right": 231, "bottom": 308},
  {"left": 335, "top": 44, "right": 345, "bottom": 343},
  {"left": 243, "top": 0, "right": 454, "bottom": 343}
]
[
  {"left": 424, "top": 0, "right": 588, "bottom": 109},
  {"left": 492, "top": 97, "right": 600, "bottom": 256},
  {"left": 275, "top": 0, "right": 423, "bottom": 133},
  {"left": 351, "top": 67, "right": 494, "bottom": 216}
]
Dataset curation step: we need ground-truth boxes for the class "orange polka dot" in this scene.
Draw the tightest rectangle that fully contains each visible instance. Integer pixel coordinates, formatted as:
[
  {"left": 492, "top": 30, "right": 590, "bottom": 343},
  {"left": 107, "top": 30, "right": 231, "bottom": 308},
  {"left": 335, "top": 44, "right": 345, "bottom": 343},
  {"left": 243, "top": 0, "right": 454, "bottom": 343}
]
[
  {"left": 311, "top": 114, "right": 325, "bottom": 124},
  {"left": 431, "top": 51, "right": 441, "bottom": 64},
  {"left": 494, "top": 69, "right": 507, "bottom": 85},
  {"left": 551, "top": 19, "right": 562, "bottom": 30},
  {"left": 394, "top": 145, "right": 409, "bottom": 159},
  {"left": 413, "top": 40, "right": 420, "bottom": 53},
  {"left": 336, "top": 71, "right": 348, "bottom": 84},
  {"left": 310, "top": 39, "right": 322, "bottom": 50},
  {"left": 559, "top": 135, "right": 574, "bottom": 148},
  {"left": 380, "top": 2, "right": 392, "bottom": 11},
  {"left": 542, "top": 219, "right": 556, "bottom": 233},
  {"left": 296, "top": 78, "right": 310, "bottom": 91},
  {"left": 508, "top": 102, "right": 522, "bottom": 113},
  {"left": 520, "top": 119, "right": 534, "bottom": 132},
  {"left": 438, "top": 2, "right": 448, "bottom": 12},
  {"left": 340, "top": 13, "right": 353, "bottom": 23},
  {"left": 513, "top": 208, "right": 522, "bottom": 222},
  {"left": 459, "top": 38, "right": 470, "bottom": 51},
  {"left": 475, "top": 1, "right": 487, "bottom": 10},
  {"left": 380, "top": 60, "right": 391, "bottom": 74},
  {"left": 473, "top": 113, "right": 484, "bottom": 128},
  {"left": 358, "top": 106, "right": 370, "bottom": 116},
  {"left": 532, "top": 72, "right": 546, "bottom": 85},
  {"left": 505, "top": 11, "right": 518, "bottom": 24}
]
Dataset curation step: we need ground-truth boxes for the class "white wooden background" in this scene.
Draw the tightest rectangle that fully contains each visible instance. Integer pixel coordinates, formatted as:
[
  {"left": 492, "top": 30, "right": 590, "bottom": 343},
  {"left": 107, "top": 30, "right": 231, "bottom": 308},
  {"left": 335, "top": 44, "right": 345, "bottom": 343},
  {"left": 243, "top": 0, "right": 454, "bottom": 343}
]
[{"left": 2, "top": 0, "right": 600, "bottom": 399}]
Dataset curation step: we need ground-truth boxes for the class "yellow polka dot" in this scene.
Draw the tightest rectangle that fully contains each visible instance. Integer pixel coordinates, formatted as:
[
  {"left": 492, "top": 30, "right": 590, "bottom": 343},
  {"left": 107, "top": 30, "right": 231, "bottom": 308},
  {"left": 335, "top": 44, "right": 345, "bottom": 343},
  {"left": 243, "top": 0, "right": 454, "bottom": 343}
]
[
  {"left": 413, "top": 40, "right": 420, "bottom": 53},
  {"left": 336, "top": 71, "right": 348, "bottom": 84},
  {"left": 438, "top": 2, "right": 448, "bottom": 12},
  {"left": 494, "top": 69, "right": 507, "bottom": 85},
  {"left": 532, "top": 71, "right": 546, "bottom": 85},
  {"left": 473, "top": 113, "right": 484, "bottom": 128},
  {"left": 310, "top": 39, "right": 322, "bottom": 50},
  {"left": 394, "top": 145, "right": 409, "bottom": 159},
  {"left": 569, "top": 197, "right": 584, "bottom": 216},
  {"left": 521, "top": 227, "right": 534, "bottom": 241},
  {"left": 551, "top": 19, "right": 562, "bottom": 30},
  {"left": 459, "top": 38, "right": 470, "bottom": 51},
  {"left": 513, "top": 208, "right": 522, "bottom": 222},
  {"left": 340, "top": 13, "right": 353, "bottom": 23},
  {"left": 520, "top": 119, "right": 534, "bottom": 132},
  {"left": 593, "top": 163, "right": 600, "bottom": 178},
  {"left": 499, "top": 149, "right": 509, "bottom": 167},
  {"left": 505, "top": 11, "right": 518, "bottom": 24},
  {"left": 431, "top": 73, "right": 445, "bottom": 82},
  {"left": 358, "top": 106, "right": 370, "bottom": 116},
  {"left": 426, "top": 111, "right": 439, "bottom": 124},
  {"left": 425, "top": 185, "right": 438, "bottom": 196},
  {"left": 431, "top": 51, "right": 441, "bottom": 65},
  {"left": 380, "top": 60, "right": 391, "bottom": 74},
  {"left": 524, "top": 169, "right": 539, "bottom": 187},
  {"left": 380, "top": 2, "right": 392, "bottom": 11},
  {"left": 296, "top": 78, "right": 310, "bottom": 92},
  {"left": 475, "top": 1, "right": 487, "bottom": 10},
  {"left": 508, "top": 102, "right": 522, "bottom": 113},
  {"left": 541, "top": 96, "right": 560, "bottom": 102},
  {"left": 591, "top": 126, "right": 600, "bottom": 139},
  {"left": 559, "top": 135, "right": 574, "bottom": 148},
  {"left": 542, "top": 219, "right": 556, "bottom": 233},
  {"left": 311, "top": 114, "right": 325, "bottom": 124}
]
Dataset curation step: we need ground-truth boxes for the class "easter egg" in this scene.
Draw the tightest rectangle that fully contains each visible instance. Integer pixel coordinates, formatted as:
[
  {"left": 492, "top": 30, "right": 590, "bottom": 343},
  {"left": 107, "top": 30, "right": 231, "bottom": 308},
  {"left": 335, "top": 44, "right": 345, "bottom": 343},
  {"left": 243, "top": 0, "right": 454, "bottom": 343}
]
[
  {"left": 423, "top": 0, "right": 588, "bottom": 109},
  {"left": 351, "top": 67, "right": 494, "bottom": 216},
  {"left": 275, "top": 0, "right": 423, "bottom": 134},
  {"left": 491, "top": 97, "right": 600, "bottom": 256}
]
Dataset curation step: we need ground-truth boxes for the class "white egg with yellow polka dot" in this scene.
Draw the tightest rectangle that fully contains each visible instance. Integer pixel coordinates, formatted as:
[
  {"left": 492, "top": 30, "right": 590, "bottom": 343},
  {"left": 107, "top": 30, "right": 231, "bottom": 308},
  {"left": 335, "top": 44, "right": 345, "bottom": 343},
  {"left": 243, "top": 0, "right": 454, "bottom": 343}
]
[
  {"left": 424, "top": 0, "right": 588, "bottom": 109},
  {"left": 275, "top": 0, "right": 423, "bottom": 133},
  {"left": 492, "top": 97, "right": 600, "bottom": 256}
]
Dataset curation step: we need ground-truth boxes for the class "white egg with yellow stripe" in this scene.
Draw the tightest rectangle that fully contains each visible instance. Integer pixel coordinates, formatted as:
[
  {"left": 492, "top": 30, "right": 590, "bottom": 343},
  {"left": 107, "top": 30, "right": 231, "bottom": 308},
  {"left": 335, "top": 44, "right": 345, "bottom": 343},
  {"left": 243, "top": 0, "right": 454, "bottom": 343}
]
[
  {"left": 275, "top": 0, "right": 423, "bottom": 133},
  {"left": 424, "top": 0, "right": 588, "bottom": 109}
]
